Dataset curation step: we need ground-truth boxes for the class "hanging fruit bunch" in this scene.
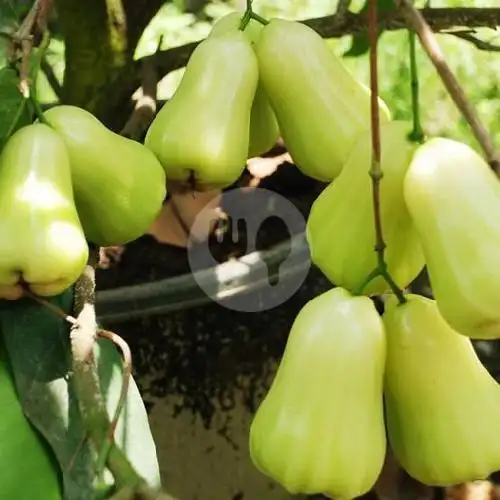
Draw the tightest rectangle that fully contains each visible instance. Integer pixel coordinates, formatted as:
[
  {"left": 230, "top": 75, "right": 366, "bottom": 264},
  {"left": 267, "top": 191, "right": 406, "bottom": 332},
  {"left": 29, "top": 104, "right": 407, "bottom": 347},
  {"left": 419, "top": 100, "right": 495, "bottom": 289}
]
[
  {"left": 137, "top": 7, "right": 500, "bottom": 500},
  {"left": 2, "top": 2, "right": 500, "bottom": 498}
]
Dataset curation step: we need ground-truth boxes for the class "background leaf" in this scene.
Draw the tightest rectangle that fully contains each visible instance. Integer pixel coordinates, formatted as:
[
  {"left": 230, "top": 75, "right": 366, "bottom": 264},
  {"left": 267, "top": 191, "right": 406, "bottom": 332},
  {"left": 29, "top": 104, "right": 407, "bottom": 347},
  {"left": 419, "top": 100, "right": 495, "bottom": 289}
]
[
  {"left": 0, "top": 291, "right": 161, "bottom": 499},
  {"left": 0, "top": 291, "right": 96, "bottom": 500},
  {"left": 0, "top": 67, "right": 33, "bottom": 149},
  {"left": 0, "top": 0, "right": 31, "bottom": 34}
]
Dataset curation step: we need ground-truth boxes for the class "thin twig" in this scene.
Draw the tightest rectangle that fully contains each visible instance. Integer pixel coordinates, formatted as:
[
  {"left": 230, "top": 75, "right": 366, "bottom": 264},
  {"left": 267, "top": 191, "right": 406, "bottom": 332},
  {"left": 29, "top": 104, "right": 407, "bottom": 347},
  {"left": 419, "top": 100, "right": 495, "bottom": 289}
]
[
  {"left": 94, "top": 329, "right": 132, "bottom": 475},
  {"left": 98, "top": 330, "right": 132, "bottom": 437},
  {"left": 445, "top": 30, "right": 500, "bottom": 52},
  {"left": 368, "top": 0, "right": 383, "bottom": 253},
  {"left": 365, "top": 0, "right": 407, "bottom": 303},
  {"left": 13, "top": 0, "right": 42, "bottom": 42},
  {"left": 408, "top": 31, "right": 425, "bottom": 142},
  {"left": 23, "top": 288, "right": 78, "bottom": 325},
  {"left": 10, "top": 0, "right": 44, "bottom": 97},
  {"left": 336, "top": 0, "right": 353, "bottom": 18},
  {"left": 395, "top": 0, "right": 500, "bottom": 173}
]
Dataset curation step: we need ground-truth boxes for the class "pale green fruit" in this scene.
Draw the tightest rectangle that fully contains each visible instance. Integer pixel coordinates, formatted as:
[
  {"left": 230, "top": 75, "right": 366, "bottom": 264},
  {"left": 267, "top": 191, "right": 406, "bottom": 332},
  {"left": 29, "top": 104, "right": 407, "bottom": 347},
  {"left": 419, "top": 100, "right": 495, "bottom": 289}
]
[
  {"left": 404, "top": 137, "right": 500, "bottom": 339},
  {"left": 0, "top": 341, "right": 62, "bottom": 498},
  {"left": 383, "top": 293, "right": 500, "bottom": 485},
  {"left": 255, "top": 18, "right": 392, "bottom": 181},
  {"left": 145, "top": 30, "right": 259, "bottom": 190},
  {"left": 210, "top": 11, "right": 262, "bottom": 40},
  {"left": 306, "top": 120, "right": 425, "bottom": 296},
  {"left": 0, "top": 123, "right": 89, "bottom": 299},
  {"left": 250, "top": 287, "right": 386, "bottom": 500},
  {"left": 209, "top": 12, "right": 280, "bottom": 157},
  {"left": 43, "top": 105, "right": 167, "bottom": 247}
]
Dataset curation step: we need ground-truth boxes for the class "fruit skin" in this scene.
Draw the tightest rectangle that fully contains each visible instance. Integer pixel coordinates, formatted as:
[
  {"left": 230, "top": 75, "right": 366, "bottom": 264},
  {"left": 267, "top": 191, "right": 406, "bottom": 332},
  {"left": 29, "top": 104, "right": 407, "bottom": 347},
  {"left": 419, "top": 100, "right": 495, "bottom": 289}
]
[
  {"left": 306, "top": 120, "right": 425, "bottom": 296},
  {"left": 254, "top": 18, "right": 392, "bottom": 181},
  {"left": 0, "top": 341, "right": 62, "bottom": 499},
  {"left": 383, "top": 294, "right": 500, "bottom": 486},
  {"left": 0, "top": 123, "right": 89, "bottom": 299},
  {"left": 209, "top": 12, "right": 280, "bottom": 158},
  {"left": 404, "top": 137, "right": 500, "bottom": 339},
  {"left": 145, "top": 30, "right": 259, "bottom": 191},
  {"left": 250, "top": 287, "right": 386, "bottom": 499},
  {"left": 43, "top": 105, "right": 167, "bottom": 247}
]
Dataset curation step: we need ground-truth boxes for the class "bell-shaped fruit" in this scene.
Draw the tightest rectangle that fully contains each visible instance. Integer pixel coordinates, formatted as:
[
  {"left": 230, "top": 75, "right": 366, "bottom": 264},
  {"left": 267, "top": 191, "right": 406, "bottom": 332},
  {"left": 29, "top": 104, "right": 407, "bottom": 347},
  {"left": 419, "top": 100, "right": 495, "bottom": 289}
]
[
  {"left": 0, "top": 343, "right": 62, "bottom": 498},
  {"left": 306, "top": 120, "right": 425, "bottom": 296},
  {"left": 43, "top": 105, "right": 167, "bottom": 247},
  {"left": 145, "top": 30, "right": 259, "bottom": 191},
  {"left": 255, "top": 18, "right": 392, "bottom": 181},
  {"left": 383, "top": 293, "right": 500, "bottom": 485},
  {"left": 0, "top": 123, "right": 88, "bottom": 300},
  {"left": 250, "top": 287, "right": 386, "bottom": 499},
  {"left": 209, "top": 12, "right": 280, "bottom": 158},
  {"left": 404, "top": 137, "right": 500, "bottom": 339}
]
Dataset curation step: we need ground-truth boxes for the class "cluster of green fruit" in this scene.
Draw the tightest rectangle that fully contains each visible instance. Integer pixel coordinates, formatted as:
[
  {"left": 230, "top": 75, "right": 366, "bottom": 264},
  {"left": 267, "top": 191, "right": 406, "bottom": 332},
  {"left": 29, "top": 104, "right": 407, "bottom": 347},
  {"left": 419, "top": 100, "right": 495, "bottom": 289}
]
[
  {"left": 0, "top": 106, "right": 167, "bottom": 301},
  {"left": 231, "top": 11, "right": 500, "bottom": 500},
  {"left": 144, "top": 12, "right": 392, "bottom": 190}
]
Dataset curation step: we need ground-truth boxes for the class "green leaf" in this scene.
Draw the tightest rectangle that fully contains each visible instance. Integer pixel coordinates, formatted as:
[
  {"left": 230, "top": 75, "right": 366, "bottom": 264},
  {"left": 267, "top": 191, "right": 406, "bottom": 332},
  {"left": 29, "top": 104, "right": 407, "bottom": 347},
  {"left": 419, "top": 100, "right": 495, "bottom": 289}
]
[
  {"left": 0, "top": 66, "right": 32, "bottom": 149},
  {"left": 0, "top": 291, "right": 161, "bottom": 499},
  {"left": 0, "top": 334, "right": 63, "bottom": 500},
  {"left": 343, "top": 0, "right": 396, "bottom": 58},
  {"left": 0, "top": 0, "right": 31, "bottom": 33},
  {"left": 0, "top": 291, "right": 96, "bottom": 500}
]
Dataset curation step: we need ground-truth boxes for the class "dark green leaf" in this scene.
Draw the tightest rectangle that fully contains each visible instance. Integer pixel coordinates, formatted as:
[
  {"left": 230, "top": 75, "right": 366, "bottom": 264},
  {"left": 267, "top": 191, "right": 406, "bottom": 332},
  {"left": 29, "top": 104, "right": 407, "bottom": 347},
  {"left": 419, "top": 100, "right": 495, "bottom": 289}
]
[
  {"left": 0, "top": 66, "right": 32, "bottom": 149},
  {"left": 343, "top": 35, "right": 370, "bottom": 57},
  {"left": 0, "top": 291, "right": 161, "bottom": 499},
  {"left": 0, "top": 0, "right": 32, "bottom": 32},
  {"left": 0, "top": 291, "right": 96, "bottom": 500}
]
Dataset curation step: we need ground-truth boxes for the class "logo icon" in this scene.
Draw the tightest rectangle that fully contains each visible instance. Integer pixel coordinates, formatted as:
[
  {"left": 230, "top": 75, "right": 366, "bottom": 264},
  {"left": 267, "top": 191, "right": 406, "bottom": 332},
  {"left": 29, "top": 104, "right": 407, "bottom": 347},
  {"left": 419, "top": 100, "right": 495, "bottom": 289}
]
[{"left": 187, "top": 187, "right": 311, "bottom": 312}]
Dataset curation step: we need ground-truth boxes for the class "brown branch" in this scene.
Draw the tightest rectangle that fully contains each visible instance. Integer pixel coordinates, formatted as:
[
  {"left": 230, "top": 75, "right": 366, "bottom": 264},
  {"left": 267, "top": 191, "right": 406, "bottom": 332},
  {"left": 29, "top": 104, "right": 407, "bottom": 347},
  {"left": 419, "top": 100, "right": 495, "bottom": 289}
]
[
  {"left": 445, "top": 30, "right": 500, "bottom": 52},
  {"left": 336, "top": 0, "right": 353, "bottom": 19},
  {"left": 97, "top": 329, "right": 132, "bottom": 438},
  {"left": 137, "top": 8, "right": 500, "bottom": 78},
  {"left": 395, "top": 1, "right": 500, "bottom": 173}
]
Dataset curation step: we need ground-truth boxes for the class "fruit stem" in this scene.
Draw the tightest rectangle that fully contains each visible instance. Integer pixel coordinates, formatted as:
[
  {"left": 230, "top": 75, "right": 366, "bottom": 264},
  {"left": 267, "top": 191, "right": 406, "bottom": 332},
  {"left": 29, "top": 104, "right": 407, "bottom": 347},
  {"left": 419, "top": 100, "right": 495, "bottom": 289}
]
[
  {"left": 239, "top": 1, "right": 253, "bottom": 31},
  {"left": 239, "top": 0, "right": 269, "bottom": 30},
  {"left": 367, "top": 0, "right": 406, "bottom": 305},
  {"left": 408, "top": 30, "right": 425, "bottom": 144},
  {"left": 250, "top": 12, "right": 269, "bottom": 25},
  {"left": 29, "top": 94, "right": 51, "bottom": 126}
]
